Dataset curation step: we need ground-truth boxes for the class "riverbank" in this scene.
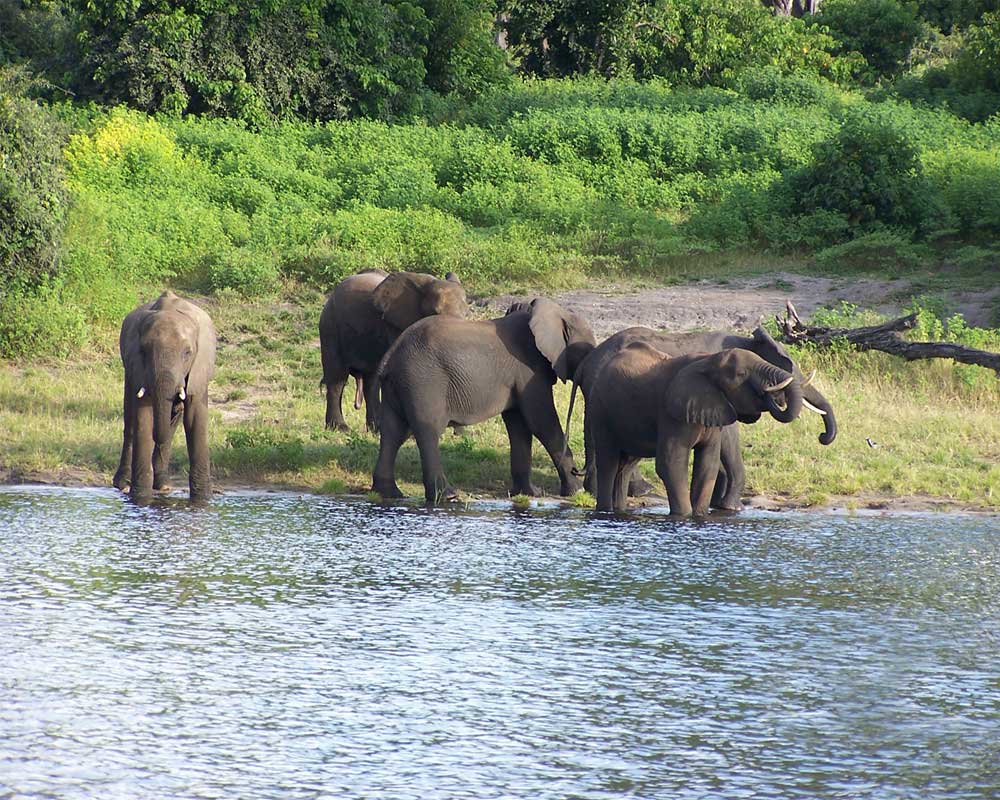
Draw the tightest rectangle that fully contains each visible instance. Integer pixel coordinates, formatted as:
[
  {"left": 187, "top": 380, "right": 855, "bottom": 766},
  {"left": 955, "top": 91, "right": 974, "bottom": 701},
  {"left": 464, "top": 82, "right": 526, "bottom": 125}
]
[{"left": 2, "top": 274, "right": 998, "bottom": 512}]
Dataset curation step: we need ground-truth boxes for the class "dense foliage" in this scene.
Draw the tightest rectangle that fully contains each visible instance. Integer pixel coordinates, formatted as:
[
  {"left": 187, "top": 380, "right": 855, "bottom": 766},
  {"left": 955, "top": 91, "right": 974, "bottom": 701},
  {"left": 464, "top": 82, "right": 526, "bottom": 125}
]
[{"left": 2, "top": 1, "right": 1000, "bottom": 358}]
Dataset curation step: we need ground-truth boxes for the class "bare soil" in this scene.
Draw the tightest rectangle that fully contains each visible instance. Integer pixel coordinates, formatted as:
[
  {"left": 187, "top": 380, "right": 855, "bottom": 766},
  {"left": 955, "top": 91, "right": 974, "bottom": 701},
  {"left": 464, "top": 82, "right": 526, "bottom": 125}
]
[{"left": 485, "top": 272, "right": 1000, "bottom": 339}]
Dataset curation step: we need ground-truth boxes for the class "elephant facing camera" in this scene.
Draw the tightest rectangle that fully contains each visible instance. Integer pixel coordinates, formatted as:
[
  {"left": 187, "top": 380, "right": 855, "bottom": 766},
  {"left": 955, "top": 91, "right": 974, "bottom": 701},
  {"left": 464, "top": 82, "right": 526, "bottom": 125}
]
[{"left": 112, "top": 291, "right": 217, "bottom": 502}]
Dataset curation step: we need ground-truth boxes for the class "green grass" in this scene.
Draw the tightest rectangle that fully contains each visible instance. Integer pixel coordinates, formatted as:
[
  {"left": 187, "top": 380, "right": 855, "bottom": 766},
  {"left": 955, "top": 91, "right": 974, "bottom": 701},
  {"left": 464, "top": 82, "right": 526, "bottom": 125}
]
[{"left": 1, "top": 282, "right": 998, "bottom": 510}]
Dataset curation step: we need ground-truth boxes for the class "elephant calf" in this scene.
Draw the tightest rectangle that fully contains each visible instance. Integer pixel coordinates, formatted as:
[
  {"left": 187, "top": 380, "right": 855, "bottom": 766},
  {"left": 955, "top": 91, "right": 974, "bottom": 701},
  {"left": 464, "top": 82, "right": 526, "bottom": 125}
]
[
  {"left": 319, "top": 269, "right": 467, "bottom": 433},
  {"left": 372, "top": 298, "right": 595, "bottom": 504},
  {"left": 589, "top": 345, "right": 803, "bottom": 516},
  {"left": 113, "top": 291, "right": 217, "bottom": 501}
]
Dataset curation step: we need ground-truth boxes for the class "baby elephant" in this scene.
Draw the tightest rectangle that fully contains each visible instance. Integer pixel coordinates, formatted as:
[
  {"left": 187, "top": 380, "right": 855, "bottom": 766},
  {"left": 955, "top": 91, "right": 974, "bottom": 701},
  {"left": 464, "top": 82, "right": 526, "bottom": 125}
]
[
  {"left": 589, "top": 344, "right": 802, "bottom": 516},
  {"left": 319, "top": 269, "right": 467, "bottom": 433},
  {"left": 113, "top": 291, "right": 217, "bottom": 501}
]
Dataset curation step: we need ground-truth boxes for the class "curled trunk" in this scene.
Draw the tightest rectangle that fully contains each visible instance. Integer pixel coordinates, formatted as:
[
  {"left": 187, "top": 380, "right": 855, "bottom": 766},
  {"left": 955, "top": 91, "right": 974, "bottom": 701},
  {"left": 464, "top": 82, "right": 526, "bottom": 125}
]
[
  {"left": 804, "top": 383, "right": 837, "bottom": 445},
  {"left": 755, "top": 365, "right": 803, "bottom": 423}
]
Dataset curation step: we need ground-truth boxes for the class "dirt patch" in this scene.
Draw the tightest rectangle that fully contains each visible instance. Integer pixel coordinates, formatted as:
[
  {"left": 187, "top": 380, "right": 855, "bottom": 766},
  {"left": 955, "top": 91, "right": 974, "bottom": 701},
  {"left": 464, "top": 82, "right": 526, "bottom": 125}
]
[{"left": 484, "top": 272, "right": 1000, "bottom": 339}]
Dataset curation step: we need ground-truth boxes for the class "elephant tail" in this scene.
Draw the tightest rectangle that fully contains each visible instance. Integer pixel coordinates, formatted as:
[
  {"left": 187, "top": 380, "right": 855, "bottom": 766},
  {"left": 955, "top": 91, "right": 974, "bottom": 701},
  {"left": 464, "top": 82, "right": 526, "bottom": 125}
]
[{"left": 561, "top": 377, "right": 580, "bottom": 467}]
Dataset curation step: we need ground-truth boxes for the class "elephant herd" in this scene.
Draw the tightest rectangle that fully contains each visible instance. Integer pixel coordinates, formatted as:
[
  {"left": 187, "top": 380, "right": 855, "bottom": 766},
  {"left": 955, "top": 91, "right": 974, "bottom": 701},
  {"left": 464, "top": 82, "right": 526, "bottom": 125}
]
[{"left": 113, "top": 270, "right": 837, "bottom": 515}]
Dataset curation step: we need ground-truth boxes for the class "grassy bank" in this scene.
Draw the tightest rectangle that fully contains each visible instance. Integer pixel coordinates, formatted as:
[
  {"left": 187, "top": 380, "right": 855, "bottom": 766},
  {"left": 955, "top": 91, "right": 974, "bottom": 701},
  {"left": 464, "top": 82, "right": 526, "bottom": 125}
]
[{"left": 2, "top": 282, "right": 998, "bottom": 511}]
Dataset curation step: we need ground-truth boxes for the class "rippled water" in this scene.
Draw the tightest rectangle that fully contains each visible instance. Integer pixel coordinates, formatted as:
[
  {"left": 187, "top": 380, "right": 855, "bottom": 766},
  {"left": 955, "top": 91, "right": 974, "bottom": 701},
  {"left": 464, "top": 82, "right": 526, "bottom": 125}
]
[{"left": 1, "top": 486, "right": 999, "bottom": 799}]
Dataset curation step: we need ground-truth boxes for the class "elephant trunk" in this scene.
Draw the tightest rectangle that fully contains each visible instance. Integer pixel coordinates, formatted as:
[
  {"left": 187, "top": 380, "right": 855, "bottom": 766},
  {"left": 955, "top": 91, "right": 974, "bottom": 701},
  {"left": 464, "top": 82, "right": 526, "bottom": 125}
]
[
  {"left": 804, "top": 384, "right": 837, "bottom": 445},
  {"left": 754, "top": 365, "right": 803, "bottom": 423},
  {"left": 153, "top": 374, "right": 182, "bottom": 445}
]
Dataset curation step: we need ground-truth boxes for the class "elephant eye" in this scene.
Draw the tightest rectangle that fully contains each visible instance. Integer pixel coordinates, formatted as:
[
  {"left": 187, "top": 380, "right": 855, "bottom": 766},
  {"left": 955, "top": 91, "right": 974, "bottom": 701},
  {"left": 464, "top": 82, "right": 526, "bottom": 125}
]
[{"left": 183, "top": 347, "right": 193, "bottom": 359}]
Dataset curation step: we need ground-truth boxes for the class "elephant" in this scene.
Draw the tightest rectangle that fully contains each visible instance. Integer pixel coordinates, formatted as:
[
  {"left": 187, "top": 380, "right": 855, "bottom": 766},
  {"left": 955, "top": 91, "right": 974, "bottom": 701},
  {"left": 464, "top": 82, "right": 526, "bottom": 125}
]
[
  {"left": 568, "top": 325, "right": 836, "bottom": 509},
  {"left": 372, "top": 297, "right": 596, "bottom": 504},
  {"left": 588, "top": 345, "right": 803, "bottom": 516},
  {"left": 319, "top": 269, "right": 467, "bottom": 432},
  {"left": 112, "top": 291, "right": 217, "bottom": 501}
]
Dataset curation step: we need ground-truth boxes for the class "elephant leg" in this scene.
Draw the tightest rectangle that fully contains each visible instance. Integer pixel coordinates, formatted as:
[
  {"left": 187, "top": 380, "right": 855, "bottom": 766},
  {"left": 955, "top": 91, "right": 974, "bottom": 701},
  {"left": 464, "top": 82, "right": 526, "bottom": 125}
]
[
  {"left": 152, "top": 408, "right": 182, "bottom": 491},
  {"left": 626, "top": 464, "right": 654, "bottom": 498},
  {"left": 183, "top": 392, "right": 211, "bottom": 501},
  {"left": 502, "top": 409, "right": 539, "bottom": 497},
  {"left": 413, "top": 422, "right": 455, "bottom": 504},
  {"left": 363, "top": 373, "right": 381, "bottom": 434},
  {"left": 712, "top": 424, "right": 745, "bottom": 511},
  {"left": 593, "top": 425, "right": 618, "bottom": 512},
  {"left": 614, "top": 456, "right": 640, "bottom": 512},
  {"left": 129, "top": 400, "right": 155, "bottom": 501},
  {"left": 582, "top": 413, "right": 596, "bottom": 495},
  {"left": 113, "top": 384, "right": 134, "bottom": 490},
  {"left": 322, "top": 343, "right": 350, "bottom": 432},
  {"left": 690, "top": 437, "right": 722, "bottom": 517},
  {"left": 656, "top": 437, "right": 693, "bottom": 517},
  {"left": 518, "top": 380, "right": 582, "bottom": 497},
  {"left": 371, "top": 404, "right": 408, "bottom": 498}
]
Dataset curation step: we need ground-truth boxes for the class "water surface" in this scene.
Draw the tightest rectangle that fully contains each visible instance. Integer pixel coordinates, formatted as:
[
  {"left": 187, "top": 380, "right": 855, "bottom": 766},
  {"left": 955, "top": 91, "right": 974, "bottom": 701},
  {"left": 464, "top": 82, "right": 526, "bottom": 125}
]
[{"left": 1, "top": 486, "right": 998, "bottom": 799}]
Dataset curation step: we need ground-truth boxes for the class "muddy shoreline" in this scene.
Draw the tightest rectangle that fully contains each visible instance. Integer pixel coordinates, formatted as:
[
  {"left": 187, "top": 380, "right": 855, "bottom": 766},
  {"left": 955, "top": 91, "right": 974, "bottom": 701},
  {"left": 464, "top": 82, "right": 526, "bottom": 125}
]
[{"left": 3, "top": 468, "right": 996, "bottom": 516}]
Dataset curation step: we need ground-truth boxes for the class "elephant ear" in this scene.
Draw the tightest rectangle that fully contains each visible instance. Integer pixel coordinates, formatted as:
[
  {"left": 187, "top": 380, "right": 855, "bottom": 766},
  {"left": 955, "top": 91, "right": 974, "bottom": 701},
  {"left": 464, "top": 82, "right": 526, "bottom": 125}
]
[
  {"left": 751, "top": 326, "right": 794, "bottom": 373},
  {"left": 177, "top": 299, "right": 217, "bottom": 394},
  {"left": 120, "top": 304, "right": 150, "bottom": 393},
  {"left": 373, "top": 272, "right": 431, "bottom": 331},
  {"left": 665, "top": 356, "right": 739, "bottom": 428},
  {"left": 528, "top": 298, "right": 595, "bottom": 382}
]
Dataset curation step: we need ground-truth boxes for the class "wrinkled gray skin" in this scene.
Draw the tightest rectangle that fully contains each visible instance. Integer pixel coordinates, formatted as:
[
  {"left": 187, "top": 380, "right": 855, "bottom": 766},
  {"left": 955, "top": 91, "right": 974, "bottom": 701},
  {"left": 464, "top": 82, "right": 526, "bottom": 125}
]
[
  {"left": 113, "top": 291, "right": 217, "bottom": 501},
  {"left": 589, "top": 345, "right": 804, "bottom": 516},
  {"left": 568, "top": 326, "right": 837, "bottom": 509},
  {"left": 319, "top": 269, "right": 467, "bottom": 433},
  {"left": 372, "top": 298, "right": 596, "bottom": 504}
]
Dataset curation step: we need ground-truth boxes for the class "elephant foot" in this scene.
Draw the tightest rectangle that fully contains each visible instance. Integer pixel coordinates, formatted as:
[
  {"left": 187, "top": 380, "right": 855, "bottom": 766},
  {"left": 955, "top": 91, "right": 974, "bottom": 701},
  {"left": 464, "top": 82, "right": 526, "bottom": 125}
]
[
  {"left": 327, "top": 421, "right": 350, "bottom": 433},
  {"left": 112, "top": 472, "right": 129, "bottom": 490},
  {"left": 365, "top": 421, "right": 380, "bottom": 436},
  {"left": 511, "top": 482, "right": 542, "bottom": 498},
  {"left": 559, "top": 475, "right": 583, "bottom": 497},
  {"left": 437, "top": 486, "right": 461, "bottom": 504},
  {"left": 627, "top": 477, "right": 655, "bottom": 497},
  {"left": 372, "top": 480, "right": 404, "bottom": 499},
  {"left": 711, "top": 498, "right": 743, "bottom": 512}
]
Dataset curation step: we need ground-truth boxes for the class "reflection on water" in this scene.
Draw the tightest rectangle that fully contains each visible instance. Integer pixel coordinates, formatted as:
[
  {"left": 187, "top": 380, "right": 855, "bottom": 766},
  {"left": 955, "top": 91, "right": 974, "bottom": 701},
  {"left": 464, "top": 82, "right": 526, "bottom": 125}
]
[{"left": 1, "top": 486, "right": 998, "bottom": 799}]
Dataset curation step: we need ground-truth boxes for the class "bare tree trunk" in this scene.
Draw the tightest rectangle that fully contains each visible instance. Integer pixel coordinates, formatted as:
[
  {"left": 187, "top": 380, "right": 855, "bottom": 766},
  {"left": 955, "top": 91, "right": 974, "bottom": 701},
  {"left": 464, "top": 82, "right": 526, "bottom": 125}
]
[{"left": 776, "top": 302, "right": 1000, "bottom": 374}]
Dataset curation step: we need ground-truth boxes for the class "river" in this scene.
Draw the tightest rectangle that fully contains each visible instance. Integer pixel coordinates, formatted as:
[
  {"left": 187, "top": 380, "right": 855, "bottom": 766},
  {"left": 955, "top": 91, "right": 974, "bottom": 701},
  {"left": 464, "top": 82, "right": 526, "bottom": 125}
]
[{"left": 1, "top": 486, "right": 998, "bottom": 799}]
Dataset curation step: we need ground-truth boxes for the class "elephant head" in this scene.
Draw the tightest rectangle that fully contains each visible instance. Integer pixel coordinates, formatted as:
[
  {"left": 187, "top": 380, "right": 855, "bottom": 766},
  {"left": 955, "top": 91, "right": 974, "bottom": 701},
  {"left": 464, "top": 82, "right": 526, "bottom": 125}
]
[
  {"left": 750, "top": 326, "right": 837, "bottom": 444},
  {"left": 666, "top": 347, "right": 803, "bottom": 427},
  {"left": 126, "top": 292, "right": 214, "bottom": 446},
  {"left": 373, "top": 271, "right": 467, "bottom": 332},
  {"left": 527, "top": 298, "right": 597, "bottom": 382}
]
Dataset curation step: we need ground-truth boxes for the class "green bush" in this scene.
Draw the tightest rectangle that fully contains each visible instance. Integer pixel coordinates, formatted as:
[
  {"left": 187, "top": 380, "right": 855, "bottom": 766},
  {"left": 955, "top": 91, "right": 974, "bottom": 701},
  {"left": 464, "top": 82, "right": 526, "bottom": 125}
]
[
  {"left": 787, "top": 107, "right": 945, "bottom": 236},
  {"left": 813, "top": 228, "right": 931, "bottom": 272},
  {"left": 0, "top": 67, "right": 68, "bottom": 290},
  {"left": 815, "top": 0, "right": 927, "bottom": 80}
]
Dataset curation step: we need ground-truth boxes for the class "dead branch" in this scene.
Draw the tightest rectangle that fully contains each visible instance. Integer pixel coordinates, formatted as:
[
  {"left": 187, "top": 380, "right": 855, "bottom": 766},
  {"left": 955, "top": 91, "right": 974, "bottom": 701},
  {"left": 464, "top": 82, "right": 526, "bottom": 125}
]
[{"left": 776, "top": 301, "right": 1000, "bottom": 374}]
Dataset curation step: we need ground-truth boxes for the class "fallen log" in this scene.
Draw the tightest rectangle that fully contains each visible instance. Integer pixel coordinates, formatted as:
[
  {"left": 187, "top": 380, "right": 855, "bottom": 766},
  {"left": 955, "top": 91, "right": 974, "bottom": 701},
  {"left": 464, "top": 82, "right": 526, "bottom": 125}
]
[{"left": 775, "top": 301, "right": 1000, "bottom": 374}]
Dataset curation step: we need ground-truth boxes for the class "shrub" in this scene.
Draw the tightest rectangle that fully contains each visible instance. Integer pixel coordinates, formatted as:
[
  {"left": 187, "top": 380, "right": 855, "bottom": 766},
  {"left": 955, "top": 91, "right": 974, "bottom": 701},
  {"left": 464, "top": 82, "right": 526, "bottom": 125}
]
[
  {"left": 815, "top": 0, "right": 927, "bottom": 80},
  {"left": 206, "top": 251, "right": 280, "bottom": 297},
  {"left": 787, "top": 107, "right": 945, "bottom": 236},
  {"left": 0, "top": 67, "right": 68, "bottom": 291},
  {"left": 813, "top": 228, "right": 931, "bottom": 272}
]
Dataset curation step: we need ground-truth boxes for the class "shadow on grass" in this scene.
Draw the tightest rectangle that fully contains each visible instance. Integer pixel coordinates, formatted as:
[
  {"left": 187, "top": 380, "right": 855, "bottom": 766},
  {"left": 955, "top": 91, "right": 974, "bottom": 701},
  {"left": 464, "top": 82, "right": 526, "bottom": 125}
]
[{"left": 211, "top": 431, "right": 575, "bottom": 496}]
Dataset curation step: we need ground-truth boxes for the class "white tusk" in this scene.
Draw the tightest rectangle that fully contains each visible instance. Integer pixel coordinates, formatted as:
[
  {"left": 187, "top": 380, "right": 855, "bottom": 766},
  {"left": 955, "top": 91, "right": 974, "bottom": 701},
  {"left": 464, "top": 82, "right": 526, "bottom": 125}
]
[
  {"left": 765, "top": 375, "right": 794, "bottom": 393},
  {"left": 178, "top": 387, "right": 186, "bottom": 401},
  {"left": 802, "top": 368, "right": 816, "bottom": 387},
  {"left": 803, "top": 399, "right": 827, "bottom": 416},
  {"left": 136, "top": 387, "right": 146, "bottom": 399}
]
